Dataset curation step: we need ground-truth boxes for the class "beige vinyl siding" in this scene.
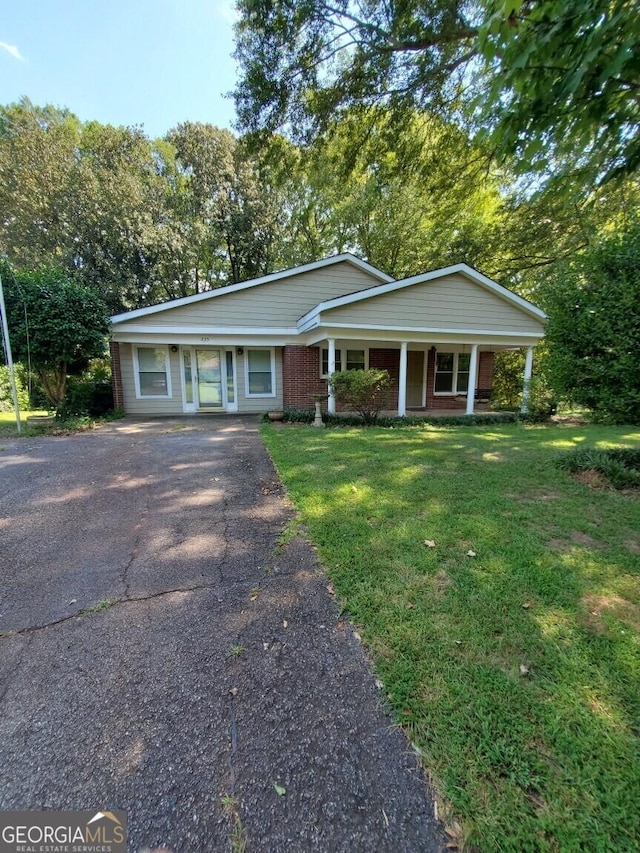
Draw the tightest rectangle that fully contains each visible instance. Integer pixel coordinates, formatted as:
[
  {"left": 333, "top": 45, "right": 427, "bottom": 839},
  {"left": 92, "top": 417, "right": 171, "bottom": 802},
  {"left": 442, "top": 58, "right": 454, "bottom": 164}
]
[
  {"left": 120, "top": 344, "right": 283, "bottom": 415},
  {"left": 324, "top": 274, "right": 545, "bottom": 335},
  {"left": 234, "top": 349, "right": 284, "bottom": 413},
  {"left": 114, "top": 263, "right": 381, "bottom": 332},
  {"left": 120, "top": 343, "right": 184, "bottom": 415}
]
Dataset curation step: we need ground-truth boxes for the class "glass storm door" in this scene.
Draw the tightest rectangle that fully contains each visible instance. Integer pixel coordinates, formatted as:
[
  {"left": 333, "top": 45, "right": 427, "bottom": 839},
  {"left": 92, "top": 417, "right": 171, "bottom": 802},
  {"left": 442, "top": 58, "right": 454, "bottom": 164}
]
[{"left": 196, "top": 349, "right": 223, "bottom": 408}]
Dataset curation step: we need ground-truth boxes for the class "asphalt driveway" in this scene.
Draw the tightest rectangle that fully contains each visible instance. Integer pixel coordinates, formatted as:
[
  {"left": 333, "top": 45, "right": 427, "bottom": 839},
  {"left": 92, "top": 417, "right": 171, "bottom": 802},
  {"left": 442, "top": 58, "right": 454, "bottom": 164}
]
[{"left": 0, "top": 417, "right": 442, "bottom": 852}]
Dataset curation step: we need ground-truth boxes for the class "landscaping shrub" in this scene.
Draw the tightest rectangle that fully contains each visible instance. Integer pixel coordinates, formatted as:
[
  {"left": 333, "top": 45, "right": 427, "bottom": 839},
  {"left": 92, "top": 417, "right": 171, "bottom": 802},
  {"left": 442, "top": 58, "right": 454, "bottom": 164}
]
[
  {"left": 276, "top": 408, "right": 522, "bottom": 428},
  {"left": 328, "top": 368, "right": 392, "bottom": 424},
  {"left": 56, "top": 378, "right": 114, "bottom": 418},
  {"left": 556, "top": 446, "right": 640, "bottom": 489}
]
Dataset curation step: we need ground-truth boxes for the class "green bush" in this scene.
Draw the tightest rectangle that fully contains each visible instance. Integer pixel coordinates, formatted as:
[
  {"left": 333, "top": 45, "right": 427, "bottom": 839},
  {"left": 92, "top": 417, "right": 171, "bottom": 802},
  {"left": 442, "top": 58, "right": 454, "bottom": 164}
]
[
  {"left": 0, "top": 364, "right": 30, "bottom": 411},
  {"left": 328, "top": 368, "right": 392, "bottom": 424},
  {"left": 541, "top": 219, "right": 640, "bottom": 424},
  {"left": 523, "top": 376, "right": 558, "bottom": 423},
  {"left": 275, "top": 408, "right": 523, "bottom": 428},
  {"left": 556, "top": 446, "right": 640, "bottom": 489},
  {"left": 56, "top": 378, "right": 114, "bottom": 418}
]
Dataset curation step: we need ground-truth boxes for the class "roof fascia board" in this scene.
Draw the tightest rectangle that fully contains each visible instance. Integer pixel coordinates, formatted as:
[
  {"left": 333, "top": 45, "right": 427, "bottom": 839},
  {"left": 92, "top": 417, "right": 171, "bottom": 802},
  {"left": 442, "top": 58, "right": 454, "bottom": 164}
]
[
  {"left": 302, "top": 324, "right": 543, "bottom": 347},
  {"left": 111, "top": 324, "right": 299, "bottom": 336},
  {"left": 111, "top": 254, "right": 393, "bottom": 324}
]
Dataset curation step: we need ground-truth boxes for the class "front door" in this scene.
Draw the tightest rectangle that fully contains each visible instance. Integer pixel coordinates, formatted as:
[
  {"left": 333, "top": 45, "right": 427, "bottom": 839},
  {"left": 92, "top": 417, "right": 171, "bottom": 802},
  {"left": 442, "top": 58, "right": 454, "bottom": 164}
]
[
  {"left": 196, "top": 349, "right": 223, "bottom": 408},
  {"left": 407, "top": 351, "right": 425, "bottom": 407}
]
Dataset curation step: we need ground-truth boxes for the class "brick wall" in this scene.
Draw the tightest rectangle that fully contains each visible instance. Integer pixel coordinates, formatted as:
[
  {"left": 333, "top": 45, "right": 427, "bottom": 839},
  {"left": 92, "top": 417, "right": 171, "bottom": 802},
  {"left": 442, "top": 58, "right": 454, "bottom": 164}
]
[
  {"left": 282, "top": 345, "right": 496, "bottom": 412},
  {"left": 110, "top": 341, "right": 124, "bottom": 410},
  {"left": 478, "top": 351, "right": 495, "bottom": 391},
  {"left": 282, "top": 346, "right": 327, "bottom": 409},
  {"left": 370, "top": 348, "right": 400, "bottom": 409}
]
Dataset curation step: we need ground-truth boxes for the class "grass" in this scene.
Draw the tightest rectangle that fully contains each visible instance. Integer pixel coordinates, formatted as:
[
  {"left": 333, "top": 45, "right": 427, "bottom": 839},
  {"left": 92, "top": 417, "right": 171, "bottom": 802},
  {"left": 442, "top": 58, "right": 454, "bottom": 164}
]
[
  {"left": 79, "top": 598, "right": 119, "bottom": 616},
  {"left": 556, "top": 446, "right": 640, "bottom": 490},
  {"left": 0, "top": 408, "right": 124, "bottom": 438},
  {"left": 261, "top": 421, "right": 640, "bottom": 852}
]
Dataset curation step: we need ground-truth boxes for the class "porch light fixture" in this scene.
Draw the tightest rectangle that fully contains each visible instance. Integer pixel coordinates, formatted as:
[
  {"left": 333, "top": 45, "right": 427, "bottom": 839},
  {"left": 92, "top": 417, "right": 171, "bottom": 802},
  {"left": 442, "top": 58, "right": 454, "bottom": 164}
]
[
  {"left": 237, "top": 347, "right": 244, "bottom": 355},
  {"left": 170, "top": 345, "right": 178, "bottom": 353}
]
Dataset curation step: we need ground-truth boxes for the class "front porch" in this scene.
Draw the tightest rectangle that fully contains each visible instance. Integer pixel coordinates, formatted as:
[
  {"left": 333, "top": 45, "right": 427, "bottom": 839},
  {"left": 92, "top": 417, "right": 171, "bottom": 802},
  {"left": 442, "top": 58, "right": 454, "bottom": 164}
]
[{"left": 282, "top": 341, "right": 536, "bottom": 417}]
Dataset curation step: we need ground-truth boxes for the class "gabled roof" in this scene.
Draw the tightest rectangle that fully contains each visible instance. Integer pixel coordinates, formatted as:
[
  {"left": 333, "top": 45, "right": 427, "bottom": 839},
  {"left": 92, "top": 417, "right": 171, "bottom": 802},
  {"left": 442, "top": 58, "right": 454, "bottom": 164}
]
[
  {"left": 297, "top": 263, "right": 547, "bottom": 331},
  {"left": 111, "top": 253, "right": 393, "bottom": 324}
]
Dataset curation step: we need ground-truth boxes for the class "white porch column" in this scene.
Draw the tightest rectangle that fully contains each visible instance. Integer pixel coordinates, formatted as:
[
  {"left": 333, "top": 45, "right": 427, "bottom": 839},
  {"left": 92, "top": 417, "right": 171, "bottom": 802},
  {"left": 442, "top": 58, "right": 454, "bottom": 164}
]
[
  {"left": 466, "top": 344, "right": 479, "bottom": 415},
  {"left": 521, "top": 346, "right": 534, "bottom": 413},
  {"left": 327, "top": 338, "right": 337, "bottom": 414},
  {"left": 398, "top": 342, "right": 408, "bottom": 417}
]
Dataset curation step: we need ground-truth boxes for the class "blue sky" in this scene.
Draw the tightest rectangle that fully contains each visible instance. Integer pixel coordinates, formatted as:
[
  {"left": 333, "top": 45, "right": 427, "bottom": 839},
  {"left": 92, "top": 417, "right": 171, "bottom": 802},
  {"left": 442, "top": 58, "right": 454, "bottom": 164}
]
[{"left": 0, "top": 0, "right": 238, "bottom": 138}]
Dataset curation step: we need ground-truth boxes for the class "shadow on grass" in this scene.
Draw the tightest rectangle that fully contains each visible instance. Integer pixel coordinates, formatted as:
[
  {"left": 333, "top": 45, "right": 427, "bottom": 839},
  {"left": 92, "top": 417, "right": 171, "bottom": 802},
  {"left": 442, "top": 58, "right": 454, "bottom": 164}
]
[{"left": 262, "top": 421, "right": 640, "bottom": 852}]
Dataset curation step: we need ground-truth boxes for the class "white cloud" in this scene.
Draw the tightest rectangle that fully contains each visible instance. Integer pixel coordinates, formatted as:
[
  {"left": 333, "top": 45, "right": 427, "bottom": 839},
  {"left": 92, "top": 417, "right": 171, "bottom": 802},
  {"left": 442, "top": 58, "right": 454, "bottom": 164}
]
[{"left": 0, "top": 41, "right": 25, "bottom": 61}]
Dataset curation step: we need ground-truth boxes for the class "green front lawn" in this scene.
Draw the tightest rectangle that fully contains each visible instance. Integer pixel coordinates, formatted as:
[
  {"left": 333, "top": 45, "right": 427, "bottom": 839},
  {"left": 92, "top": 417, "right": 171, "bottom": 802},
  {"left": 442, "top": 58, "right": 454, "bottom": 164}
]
[
  {"left": 0, "top": 409, "right": 48, "bottom": 437},
  {"left": 262, "top": 421, "right": 640, "bottom": 852}
]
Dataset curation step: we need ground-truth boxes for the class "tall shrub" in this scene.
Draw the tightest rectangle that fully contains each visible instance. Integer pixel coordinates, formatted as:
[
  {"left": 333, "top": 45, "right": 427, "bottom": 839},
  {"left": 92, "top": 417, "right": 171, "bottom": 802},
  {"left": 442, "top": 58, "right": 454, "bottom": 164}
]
[
  {"left": 328, "top": 369, "right": 392, "bottom": 424},
  {"left": 541, "top": 221, "right": 640, "bottom": 424}
]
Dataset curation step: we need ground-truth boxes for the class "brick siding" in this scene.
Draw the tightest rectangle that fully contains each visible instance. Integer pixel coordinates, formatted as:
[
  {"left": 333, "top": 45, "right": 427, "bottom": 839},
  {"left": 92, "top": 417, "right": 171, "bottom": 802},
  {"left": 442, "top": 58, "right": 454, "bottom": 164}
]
[
  {"left": 282, "top": 346, "right": 327, "bottom": 409},
  {"left": 282, "top": 344, "right": 495, "bottom": 413}
]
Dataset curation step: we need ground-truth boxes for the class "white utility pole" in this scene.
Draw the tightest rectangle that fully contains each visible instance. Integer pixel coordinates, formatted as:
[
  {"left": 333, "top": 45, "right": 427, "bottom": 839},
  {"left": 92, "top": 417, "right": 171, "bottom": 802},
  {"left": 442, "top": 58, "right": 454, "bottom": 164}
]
[{"left": 0, "top": 273, "right": 21, "bottom": 433}]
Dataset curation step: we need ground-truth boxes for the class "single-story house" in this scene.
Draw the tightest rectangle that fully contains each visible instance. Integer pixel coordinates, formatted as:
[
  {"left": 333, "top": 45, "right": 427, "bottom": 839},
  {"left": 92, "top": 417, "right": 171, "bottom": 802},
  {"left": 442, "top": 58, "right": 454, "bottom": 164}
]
[{"left": 109, "top": 253, "right": 546, "bottom": 417}]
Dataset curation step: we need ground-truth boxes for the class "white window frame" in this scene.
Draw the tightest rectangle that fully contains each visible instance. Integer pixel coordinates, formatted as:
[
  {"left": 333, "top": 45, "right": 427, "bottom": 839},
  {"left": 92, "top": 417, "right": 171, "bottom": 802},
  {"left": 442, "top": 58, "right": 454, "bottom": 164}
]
[
  {"left": 433, "top": 352, "right": 472, "bottom": 396},
  {"left": 244, "top": 346, "right": 276, "bottom": 398},
  {"left": 320, "top": 347, "right": 369, "bottom": 378},
  {"left": 133, "top": 345, "right": 172, "bottom": 399}
]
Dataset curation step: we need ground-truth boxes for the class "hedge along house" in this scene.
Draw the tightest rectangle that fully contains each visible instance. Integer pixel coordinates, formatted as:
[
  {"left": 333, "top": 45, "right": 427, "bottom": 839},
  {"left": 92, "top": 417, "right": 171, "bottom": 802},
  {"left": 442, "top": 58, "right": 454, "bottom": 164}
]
[{"left": 109, "top": 254, "right": 546, "bottom": 417}]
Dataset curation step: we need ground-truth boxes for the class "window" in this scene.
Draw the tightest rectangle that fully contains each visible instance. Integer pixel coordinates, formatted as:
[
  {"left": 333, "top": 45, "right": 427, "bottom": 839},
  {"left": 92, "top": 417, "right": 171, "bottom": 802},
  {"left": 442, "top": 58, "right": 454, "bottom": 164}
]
[
  {"left": 434, "top": 352, "right": 472, "bottom": 394},
  {"left": 225, "top": 351, "right": 235, "bottom": 404},
  {"left": 246, "top": 348, "right": 275, "bottom": 396},
  {"left": 136, "top": 346, "right": 171, "bottom": 397},
  {"left": 321, "top": 348, "right": 366, "bottom": 376}
]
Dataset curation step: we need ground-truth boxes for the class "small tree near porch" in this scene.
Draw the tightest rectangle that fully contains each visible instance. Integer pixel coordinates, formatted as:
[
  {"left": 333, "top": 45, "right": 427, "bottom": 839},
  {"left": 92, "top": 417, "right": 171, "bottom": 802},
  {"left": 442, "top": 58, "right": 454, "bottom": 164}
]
[
  {"left": 2, "top": 266, "right": 110, "bottom": 409},
  {"left": 329, "top": 368, "right": 392, "bottom": 424}
]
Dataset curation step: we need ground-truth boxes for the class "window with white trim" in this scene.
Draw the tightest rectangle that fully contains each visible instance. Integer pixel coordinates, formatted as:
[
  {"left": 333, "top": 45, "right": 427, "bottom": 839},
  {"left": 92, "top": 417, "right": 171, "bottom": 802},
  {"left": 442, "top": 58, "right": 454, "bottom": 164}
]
[
  {"left": 321, "top": 348, "right": 366, "bottom": 377},
  {"left": 136, "top": 346, "right": 171, "bottom": 397},
  {"left": 246, "top": 348, "right": 275, "bottom": 396},
  {"left": 434, "top": 352, "right": 471, "bottom": 394}
]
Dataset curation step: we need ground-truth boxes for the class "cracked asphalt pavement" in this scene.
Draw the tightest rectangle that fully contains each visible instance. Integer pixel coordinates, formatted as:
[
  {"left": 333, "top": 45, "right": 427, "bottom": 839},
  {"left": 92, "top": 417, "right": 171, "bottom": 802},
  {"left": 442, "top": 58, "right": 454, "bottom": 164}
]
[{"left": 0, "top": 417, "right": 443, "bottom": 852}]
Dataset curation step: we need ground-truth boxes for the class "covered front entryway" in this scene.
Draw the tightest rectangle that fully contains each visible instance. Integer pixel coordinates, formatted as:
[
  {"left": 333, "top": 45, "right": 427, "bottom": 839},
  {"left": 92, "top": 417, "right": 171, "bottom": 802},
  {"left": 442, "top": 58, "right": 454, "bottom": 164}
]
[{"left": 182, "top": 347, "right": 238, "bottom": 412}]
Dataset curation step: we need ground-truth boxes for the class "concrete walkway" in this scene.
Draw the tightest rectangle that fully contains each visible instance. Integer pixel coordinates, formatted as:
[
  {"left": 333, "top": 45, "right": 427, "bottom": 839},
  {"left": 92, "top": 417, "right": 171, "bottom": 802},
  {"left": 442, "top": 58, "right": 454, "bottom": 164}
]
[{"left": 0, "top": 417, "right": 443, "bottom": 852}]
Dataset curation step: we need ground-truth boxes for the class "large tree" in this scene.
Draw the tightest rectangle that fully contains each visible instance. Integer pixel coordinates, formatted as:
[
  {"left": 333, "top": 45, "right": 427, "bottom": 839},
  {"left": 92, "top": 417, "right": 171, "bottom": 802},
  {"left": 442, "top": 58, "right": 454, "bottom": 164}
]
[
  {"left": 166, "top": 122, "right": 285, "bottom": 286},
  {"left": 1, "top": 266, "right": 110, "bottom": 408},
  {"left": 0, "top": 100, "right": 168, "bottom": 312},
  {"left": 234, "top": 0, "right": 640, "bottom": 192},
  {"left": 540, "top": 219, "right": 640, "bottom": 423}
]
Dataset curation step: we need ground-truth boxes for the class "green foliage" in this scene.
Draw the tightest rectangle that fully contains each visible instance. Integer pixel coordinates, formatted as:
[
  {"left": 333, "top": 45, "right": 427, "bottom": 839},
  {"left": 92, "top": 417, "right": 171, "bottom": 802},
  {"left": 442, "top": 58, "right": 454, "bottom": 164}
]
[
  {"left": 556, "top": 446, "right": 640, "bottom": 490},
  {"left": 0, "top": 364, "right": 30, "bottom": 411},
  {"left": 523, "top": 376, "right": 558, "bottom": 423},
  {"left": 277, "top": 407, "right": 522, "bottom": 428},
  {"left": 56, "top": 378, "right": 114, "bottom": 419},
  {"left": 1, "top": 265, "right": 110, "bottom": 408},
  {"left": 477, "top": 0, "right": 640, "bottom": 191},
  {"left": 328, "top": 368, "right": 392, "bottom": 424},
  {"left": 491, "top": 351, "right": 524, "bottom": 409},
  {"left": 235, "top": 0, "right": 640, "bottom": 194},
  {"left": 541, "top": 220, "right": 640, "bottom": 424}
]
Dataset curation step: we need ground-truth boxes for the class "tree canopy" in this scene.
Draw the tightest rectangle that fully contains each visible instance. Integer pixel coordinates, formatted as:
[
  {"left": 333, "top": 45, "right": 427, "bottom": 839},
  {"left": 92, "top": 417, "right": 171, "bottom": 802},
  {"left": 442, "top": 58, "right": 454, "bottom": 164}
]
[
  {"left": 540, "top": 219, "right": 640, "bottom": 423},
  {"left": 1, "top": 265, "right": 110, "bottom": 408},
  {"left": 234, "top": 0, "right": 640, "bottom": 192}
]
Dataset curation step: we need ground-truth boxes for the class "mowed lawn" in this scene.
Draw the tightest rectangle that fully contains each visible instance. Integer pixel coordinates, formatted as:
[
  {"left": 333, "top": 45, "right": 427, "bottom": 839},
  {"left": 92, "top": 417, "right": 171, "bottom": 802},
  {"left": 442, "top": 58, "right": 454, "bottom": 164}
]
[{"left": 261, "top": 421, "right": 640, "bottom": 852}]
